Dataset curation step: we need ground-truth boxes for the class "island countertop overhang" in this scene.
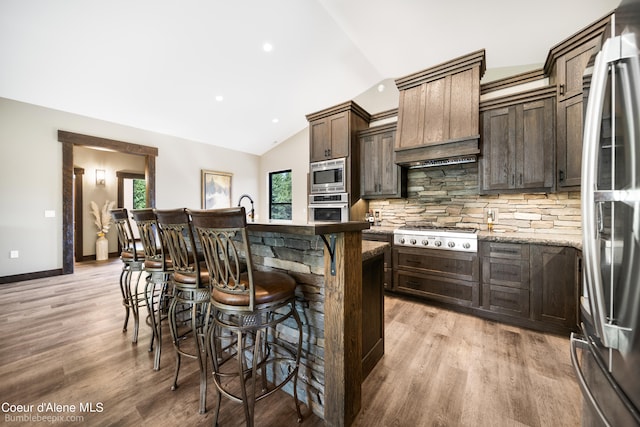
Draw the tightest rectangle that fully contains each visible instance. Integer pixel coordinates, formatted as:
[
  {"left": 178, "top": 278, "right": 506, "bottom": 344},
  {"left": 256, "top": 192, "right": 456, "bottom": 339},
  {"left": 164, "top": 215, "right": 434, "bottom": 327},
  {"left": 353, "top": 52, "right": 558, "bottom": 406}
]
[{"left": 247, "top": 220, "right": 370, "bottom": 236}]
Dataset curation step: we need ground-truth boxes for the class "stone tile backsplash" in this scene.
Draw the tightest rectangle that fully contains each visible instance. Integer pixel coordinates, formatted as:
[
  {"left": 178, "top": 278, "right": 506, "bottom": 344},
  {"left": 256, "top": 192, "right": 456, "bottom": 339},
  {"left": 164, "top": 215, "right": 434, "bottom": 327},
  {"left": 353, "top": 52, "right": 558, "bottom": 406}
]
[{"left": 368, "top": 163, "right": 581, "bottom": 235}]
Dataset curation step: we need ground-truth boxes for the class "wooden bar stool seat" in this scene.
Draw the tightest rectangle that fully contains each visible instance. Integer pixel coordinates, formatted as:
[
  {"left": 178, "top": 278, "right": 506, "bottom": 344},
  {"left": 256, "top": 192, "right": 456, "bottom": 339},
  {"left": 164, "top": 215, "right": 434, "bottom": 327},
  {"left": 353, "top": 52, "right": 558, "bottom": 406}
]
[{"left": 189, "top": 207, "right": 303, "bottom": 427}]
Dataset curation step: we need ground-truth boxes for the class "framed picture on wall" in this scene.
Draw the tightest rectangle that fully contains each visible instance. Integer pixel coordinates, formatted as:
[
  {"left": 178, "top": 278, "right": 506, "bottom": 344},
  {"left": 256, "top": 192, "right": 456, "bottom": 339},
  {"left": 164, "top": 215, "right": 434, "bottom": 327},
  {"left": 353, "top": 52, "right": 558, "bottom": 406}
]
[{"left": 201, "top": 170, "right": 232, "bottom": 209}]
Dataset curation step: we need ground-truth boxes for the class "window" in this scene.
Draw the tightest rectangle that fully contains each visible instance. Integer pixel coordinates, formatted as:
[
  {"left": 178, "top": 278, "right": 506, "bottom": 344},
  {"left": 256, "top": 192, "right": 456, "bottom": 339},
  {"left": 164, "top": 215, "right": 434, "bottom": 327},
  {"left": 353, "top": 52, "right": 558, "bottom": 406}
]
[
  {"left": 133, "top": 179, "right": 146, "bottom": 209},
  {"left": 269, "top": 170, "right": 292, "bottom": 220}
]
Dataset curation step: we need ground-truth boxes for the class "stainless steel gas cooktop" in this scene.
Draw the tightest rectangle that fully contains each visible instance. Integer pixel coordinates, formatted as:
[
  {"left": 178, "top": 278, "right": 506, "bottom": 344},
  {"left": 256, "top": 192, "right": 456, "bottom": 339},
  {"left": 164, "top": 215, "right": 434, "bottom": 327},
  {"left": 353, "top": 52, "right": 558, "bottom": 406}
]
[{"left": 393, "top": 225, "right": 478, "bottom": 252}]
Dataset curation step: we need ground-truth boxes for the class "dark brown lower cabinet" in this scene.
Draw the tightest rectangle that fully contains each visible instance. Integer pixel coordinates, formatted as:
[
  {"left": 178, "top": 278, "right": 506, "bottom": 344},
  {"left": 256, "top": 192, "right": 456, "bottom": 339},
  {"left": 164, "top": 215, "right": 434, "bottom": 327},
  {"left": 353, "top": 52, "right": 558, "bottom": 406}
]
[
  {"left": 481, "top": 242, "right": 530, "bottom": 318},
  {"left": 393, "top": 246, "right": 480, "bottom": 308},
  {"left": 362, "top": 231, "right": 394, "bottom": 290},
  {"left": 530, "top": 245, "right": 577, "bottom": 330},
  {"left": 387, "top": 241, "right": 577, "bottom": 334},
  {"left": 362, "top": 252, "right": 384, "bottom": 379},
  {"left": 479, "top": 241, "right": 578, "bottom": 334}
]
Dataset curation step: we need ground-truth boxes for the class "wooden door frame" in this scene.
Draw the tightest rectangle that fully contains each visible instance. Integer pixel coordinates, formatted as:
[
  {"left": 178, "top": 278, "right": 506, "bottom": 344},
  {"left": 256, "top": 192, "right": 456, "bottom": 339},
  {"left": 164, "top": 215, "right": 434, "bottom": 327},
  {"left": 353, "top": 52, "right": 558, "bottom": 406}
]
[
  {"left": 73, "top": 167, "right": 85, "bottom": 263},
  {"left": 59, "top": 130, "right": 158, "bottom": 274}
]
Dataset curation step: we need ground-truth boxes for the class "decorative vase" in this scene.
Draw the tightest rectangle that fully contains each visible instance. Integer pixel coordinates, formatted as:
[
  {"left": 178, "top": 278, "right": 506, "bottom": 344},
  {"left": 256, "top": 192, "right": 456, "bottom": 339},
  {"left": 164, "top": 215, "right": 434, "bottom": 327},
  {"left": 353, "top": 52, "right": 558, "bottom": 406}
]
[{"left": 96, "top": 235, "right": 108, "bottom": 261}]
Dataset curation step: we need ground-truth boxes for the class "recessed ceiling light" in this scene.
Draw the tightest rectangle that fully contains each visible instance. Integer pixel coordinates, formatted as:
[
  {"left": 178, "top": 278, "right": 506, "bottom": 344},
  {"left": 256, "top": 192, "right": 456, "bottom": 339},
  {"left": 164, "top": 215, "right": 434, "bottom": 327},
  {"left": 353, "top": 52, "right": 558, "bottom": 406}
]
[
  {"left": 377, "top": 84, "right": 385, "bottom": 92},
  {"left": 215, "top": 95, "right": 224, "bottom": 102},
  {"left": 272, "top": 118, "right": 279, "bottom": 123},
  {"left": 263, "top": 42, "right": 273, "bottom": 52}
]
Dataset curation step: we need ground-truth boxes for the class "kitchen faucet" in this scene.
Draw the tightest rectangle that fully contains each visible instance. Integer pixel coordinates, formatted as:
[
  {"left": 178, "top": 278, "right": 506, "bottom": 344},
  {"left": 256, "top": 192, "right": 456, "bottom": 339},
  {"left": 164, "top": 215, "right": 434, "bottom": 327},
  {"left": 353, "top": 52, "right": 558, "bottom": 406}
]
[{"left": 237, "top": 194, "right": 255, "bottom": 222}]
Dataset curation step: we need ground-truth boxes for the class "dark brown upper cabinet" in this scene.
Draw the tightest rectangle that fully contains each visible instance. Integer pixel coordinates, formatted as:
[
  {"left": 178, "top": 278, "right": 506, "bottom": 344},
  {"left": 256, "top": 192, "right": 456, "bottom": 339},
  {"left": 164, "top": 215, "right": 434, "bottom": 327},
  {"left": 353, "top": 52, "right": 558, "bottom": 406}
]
[
  {"left": 394, "top": 50, "right": 486, "bottom": 166},
  {"left": 359, "top": 122, "right": 407, "bottom": 199},
  {"left": 544, "top": 14, "right": 611, "bottom": 190},
  {"left": 479, "top": 86, "right": 556, "bottom": 194},
  {"left": 306, "top": 101, "right": 370, "bottom": 163}
]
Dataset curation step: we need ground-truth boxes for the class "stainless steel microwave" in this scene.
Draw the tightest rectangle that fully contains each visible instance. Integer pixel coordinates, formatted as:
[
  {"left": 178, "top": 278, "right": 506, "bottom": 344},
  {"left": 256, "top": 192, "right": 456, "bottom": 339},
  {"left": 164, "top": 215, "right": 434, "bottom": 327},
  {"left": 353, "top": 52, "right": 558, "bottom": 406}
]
[{"left": 310, "top": 157, "right": 346, "bottom": 194}]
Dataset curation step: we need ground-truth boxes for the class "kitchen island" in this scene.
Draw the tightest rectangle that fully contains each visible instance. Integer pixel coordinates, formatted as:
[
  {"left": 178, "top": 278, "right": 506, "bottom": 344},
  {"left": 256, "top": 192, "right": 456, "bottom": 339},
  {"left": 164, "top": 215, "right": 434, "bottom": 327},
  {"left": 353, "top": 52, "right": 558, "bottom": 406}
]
[{"left": 246, "top": 221, "right": 373, "bottom": 427}]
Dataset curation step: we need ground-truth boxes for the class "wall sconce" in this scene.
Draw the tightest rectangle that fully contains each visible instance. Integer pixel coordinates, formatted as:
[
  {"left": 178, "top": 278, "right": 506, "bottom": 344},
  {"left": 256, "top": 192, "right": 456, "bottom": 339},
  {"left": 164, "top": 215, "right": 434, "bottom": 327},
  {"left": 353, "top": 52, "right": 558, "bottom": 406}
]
[{"left": 96, "top": 169, "right": 106, "bottom": 186}]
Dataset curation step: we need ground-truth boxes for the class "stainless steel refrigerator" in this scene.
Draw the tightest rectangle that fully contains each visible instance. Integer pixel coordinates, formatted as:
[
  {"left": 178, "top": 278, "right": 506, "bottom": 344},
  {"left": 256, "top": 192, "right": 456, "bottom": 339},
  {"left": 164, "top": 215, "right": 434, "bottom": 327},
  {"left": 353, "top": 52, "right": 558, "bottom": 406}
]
[{"left": 571, "top": 0, "right": 640, "bottom": 425}]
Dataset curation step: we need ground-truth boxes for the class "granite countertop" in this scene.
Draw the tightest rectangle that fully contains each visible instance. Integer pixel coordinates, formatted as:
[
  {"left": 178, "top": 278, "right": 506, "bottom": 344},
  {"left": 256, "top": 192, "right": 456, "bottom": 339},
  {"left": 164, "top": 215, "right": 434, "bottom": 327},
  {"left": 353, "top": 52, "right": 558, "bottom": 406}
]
[
  {"left": 363, "top": 226, "right": 582, "bottom": 250},
  {"left": 248, "top": 220, "right": 370, "bottom": 236},
  {"left": 362, "top": 226, "right": 395, "bottom": 236},
  {"left": 478, "top": 230, "right": 582, "bottom": 250},
  {"left": 362, "top": 240, "right": 389, "bottom": 261}
]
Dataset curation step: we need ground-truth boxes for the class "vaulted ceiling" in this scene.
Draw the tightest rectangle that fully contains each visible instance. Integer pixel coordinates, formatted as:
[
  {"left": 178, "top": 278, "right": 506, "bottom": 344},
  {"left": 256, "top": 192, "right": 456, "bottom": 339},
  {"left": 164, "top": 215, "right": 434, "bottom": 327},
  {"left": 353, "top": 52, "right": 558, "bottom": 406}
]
[{"left": 0, "top": 0, "right": 620, "bottom": 155}]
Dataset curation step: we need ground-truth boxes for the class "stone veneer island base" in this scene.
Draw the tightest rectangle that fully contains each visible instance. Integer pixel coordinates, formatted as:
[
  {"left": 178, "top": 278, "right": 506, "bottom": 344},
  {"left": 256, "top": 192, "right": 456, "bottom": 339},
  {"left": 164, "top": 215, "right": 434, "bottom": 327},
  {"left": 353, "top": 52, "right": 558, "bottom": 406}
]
[{"left": 246, "top": 221, "right": 374, "bottom": 427}]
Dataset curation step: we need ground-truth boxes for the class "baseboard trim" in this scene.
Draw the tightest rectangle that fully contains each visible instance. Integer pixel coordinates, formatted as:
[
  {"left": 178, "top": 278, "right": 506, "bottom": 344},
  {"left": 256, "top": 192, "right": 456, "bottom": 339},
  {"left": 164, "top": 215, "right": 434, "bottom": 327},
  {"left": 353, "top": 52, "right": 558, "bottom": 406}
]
[{"left": 0, "top": 268, "right": 64, "bottom": 285}]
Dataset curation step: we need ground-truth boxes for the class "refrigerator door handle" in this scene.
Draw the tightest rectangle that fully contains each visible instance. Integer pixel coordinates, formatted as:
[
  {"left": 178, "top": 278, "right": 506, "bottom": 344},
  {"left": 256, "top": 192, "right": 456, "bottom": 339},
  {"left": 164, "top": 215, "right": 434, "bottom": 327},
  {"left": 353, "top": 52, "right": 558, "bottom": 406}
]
[
  {"left": 582, "top": 38, "right": 614, "bottom": 347},
  {"left": 582, "top": 34, "right": 637, "bottom": 350},
  {"left": 570, "top": 333, "right": 612, "bottom": 427}
]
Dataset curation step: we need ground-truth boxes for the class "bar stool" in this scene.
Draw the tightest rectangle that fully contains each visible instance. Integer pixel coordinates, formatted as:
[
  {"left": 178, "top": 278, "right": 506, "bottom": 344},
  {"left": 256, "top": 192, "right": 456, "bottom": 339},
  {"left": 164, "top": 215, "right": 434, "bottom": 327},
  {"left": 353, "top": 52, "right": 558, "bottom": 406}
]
[
  {"left": 131, "top": 208, "right": 174, "bottom": 371},
  {"left": 188, "top": 207, "right": 303, "bottom": 427},
  {"left": 110, "top": 208, "right": 146, "bottom": 343},
  {"left": 155, "top": 208, "right": 210, "bottom": 414}
]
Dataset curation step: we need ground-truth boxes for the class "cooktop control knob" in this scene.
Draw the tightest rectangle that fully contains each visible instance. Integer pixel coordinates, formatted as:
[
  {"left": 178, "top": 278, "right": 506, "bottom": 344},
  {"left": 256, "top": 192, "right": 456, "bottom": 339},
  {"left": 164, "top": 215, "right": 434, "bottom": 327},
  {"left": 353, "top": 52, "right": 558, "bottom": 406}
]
[
  {"left": 410, "top": 239, "right": 417, "bottom": 245},
  {"left": 448, "top": 241, "right": 455, "bottom": 248},
  {"left": 399, "top": 238, "right": 405, "bottom": 244},
  {"left": 434, "top": 240, "right": 442, "bottom": 247},
  {"left": 463, "top": 242, "right": 471, "bottom": 249},
  {"left": 422, "top": 240, "right": 429, "bottom": 246}
]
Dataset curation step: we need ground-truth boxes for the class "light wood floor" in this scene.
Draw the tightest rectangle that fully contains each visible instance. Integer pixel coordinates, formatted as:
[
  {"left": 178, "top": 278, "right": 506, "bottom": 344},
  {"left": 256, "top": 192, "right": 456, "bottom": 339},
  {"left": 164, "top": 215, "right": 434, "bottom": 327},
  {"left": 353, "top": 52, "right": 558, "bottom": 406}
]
[{"left": 0, "top": 260, "right": 582, "bottom": 426}]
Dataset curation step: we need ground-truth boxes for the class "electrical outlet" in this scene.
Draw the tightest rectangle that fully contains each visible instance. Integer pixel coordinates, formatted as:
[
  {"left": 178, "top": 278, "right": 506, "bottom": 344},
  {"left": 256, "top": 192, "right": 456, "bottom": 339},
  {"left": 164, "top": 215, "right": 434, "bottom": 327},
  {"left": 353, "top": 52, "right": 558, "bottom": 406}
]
[
  {"left": 485, "top": 208, "right": 498, "bottom": 223},
  {"left": 44, "top": 210, "right": 56, "bottom": 218},
  {"left": 10, "top": 250, "right": 19, "bottom": 259}
]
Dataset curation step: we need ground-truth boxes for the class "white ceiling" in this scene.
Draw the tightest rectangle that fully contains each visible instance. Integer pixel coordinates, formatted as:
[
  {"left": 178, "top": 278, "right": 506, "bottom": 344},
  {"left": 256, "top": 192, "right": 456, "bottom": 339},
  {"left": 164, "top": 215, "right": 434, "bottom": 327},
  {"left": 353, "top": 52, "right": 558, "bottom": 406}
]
[{"left": 0, "top": 0, "right": 620, "bottom": 155}]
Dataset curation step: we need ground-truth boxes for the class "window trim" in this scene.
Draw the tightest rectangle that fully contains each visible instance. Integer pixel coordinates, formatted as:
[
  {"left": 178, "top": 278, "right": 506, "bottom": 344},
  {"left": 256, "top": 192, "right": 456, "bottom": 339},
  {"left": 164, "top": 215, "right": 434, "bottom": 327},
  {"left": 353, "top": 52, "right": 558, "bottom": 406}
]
[{"left": 268, "top": 169, "right": 292, "bottom": 221}]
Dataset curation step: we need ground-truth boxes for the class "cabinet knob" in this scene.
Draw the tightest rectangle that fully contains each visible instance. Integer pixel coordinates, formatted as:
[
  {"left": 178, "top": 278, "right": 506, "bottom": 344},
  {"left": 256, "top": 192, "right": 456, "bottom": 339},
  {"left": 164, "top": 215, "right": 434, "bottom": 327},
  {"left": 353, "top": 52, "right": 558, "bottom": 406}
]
[{"left": 559, "top": 84, "right": 565, "bottom": 96}]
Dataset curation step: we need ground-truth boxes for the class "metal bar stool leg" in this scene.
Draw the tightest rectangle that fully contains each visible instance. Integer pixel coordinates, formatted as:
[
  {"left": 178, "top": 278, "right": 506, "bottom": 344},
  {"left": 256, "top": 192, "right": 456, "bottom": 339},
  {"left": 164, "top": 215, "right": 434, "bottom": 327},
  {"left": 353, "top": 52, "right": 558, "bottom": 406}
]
[
  {"left": 194, "top": 300, "right": 207, "bottom": 414},
  {"left": 129, "top": 265, "right": 145, "bottom": 344},
  {"left": 119, "top": 267, "right": 130, "bottom": 333},
  {"left": 152, "top": 278, "right": 170, "bottom": 371},
  {"left": 145, "top": 274, "right": 156, "bottom": 352},
  {"left": 168, "top": 295, "right": 181, "bottom": 391}
]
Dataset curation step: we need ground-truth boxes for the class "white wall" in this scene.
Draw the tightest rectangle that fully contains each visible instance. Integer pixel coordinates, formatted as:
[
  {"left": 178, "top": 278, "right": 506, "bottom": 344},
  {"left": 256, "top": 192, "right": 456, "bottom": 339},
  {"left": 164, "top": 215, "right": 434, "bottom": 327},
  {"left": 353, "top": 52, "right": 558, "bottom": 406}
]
[
  {"left": 259, "top": 128, "right": 310, "bottom": 223},
  {"left": 0, "top": 97, "right": 260, "bottom": 277}
]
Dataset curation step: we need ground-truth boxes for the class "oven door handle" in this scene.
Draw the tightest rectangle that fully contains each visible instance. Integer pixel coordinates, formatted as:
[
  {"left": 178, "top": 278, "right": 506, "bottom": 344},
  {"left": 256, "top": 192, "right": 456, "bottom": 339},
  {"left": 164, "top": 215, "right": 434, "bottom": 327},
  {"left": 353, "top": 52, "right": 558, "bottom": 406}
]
[{"left": 309, "top": 204, "right": 348, "bottom": 209}]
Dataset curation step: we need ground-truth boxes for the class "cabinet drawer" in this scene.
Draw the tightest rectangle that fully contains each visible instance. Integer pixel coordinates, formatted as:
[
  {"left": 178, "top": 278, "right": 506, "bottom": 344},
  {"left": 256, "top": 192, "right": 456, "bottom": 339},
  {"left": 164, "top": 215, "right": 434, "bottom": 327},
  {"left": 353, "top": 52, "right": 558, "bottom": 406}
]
[
  {"left": 393, "top": 247, "right": 479, "bottom": 282},
  {"left": 395, "top": 270, "right": 479, "bottom": 307},
  {"left": 482, "top": 284, "right": 530, "bottom": 319},
  {"left": 482, "top": 256, "right": 530, "bottom": 289},
  {"left": 480, "top": 241, "right": 529, "bottom": 259}
]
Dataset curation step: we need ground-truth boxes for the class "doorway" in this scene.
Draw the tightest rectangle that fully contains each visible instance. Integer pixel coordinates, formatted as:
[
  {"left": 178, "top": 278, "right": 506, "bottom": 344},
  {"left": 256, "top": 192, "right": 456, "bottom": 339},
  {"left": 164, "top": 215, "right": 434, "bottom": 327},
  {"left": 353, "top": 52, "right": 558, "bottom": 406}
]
[
  {"left": 60, "top": 130, "right": 158, "bottom": 274},
  {"left": 119, "top": 172, "right": 146, "bottom": 240}
]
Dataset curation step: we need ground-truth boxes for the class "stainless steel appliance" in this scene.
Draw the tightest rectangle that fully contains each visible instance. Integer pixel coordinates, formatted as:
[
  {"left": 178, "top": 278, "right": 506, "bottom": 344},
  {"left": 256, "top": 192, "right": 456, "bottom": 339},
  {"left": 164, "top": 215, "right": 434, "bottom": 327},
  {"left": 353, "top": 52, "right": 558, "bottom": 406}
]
[
  {"left": 308, "top": 192, "right": 349, "bottom": 222},
  {"left": 310, "top": 157, "right": 346, "bottom": 194},
  {"left": 571, "top": 1, "right": 640, "bottom": 425},
  {"left": 393, "top": 225, "right": 479, "bottom": 307},
  {"left": 394, "top": 225, "right": 478, "bottom": 253}
]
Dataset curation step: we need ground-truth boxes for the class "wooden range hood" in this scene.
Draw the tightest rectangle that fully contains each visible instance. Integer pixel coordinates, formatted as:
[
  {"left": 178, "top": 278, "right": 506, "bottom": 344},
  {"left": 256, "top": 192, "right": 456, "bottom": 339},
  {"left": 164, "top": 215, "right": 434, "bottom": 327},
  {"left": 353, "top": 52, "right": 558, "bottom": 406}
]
[{"left": 394, "top": 49, "right": 486, "bottom": 167}]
